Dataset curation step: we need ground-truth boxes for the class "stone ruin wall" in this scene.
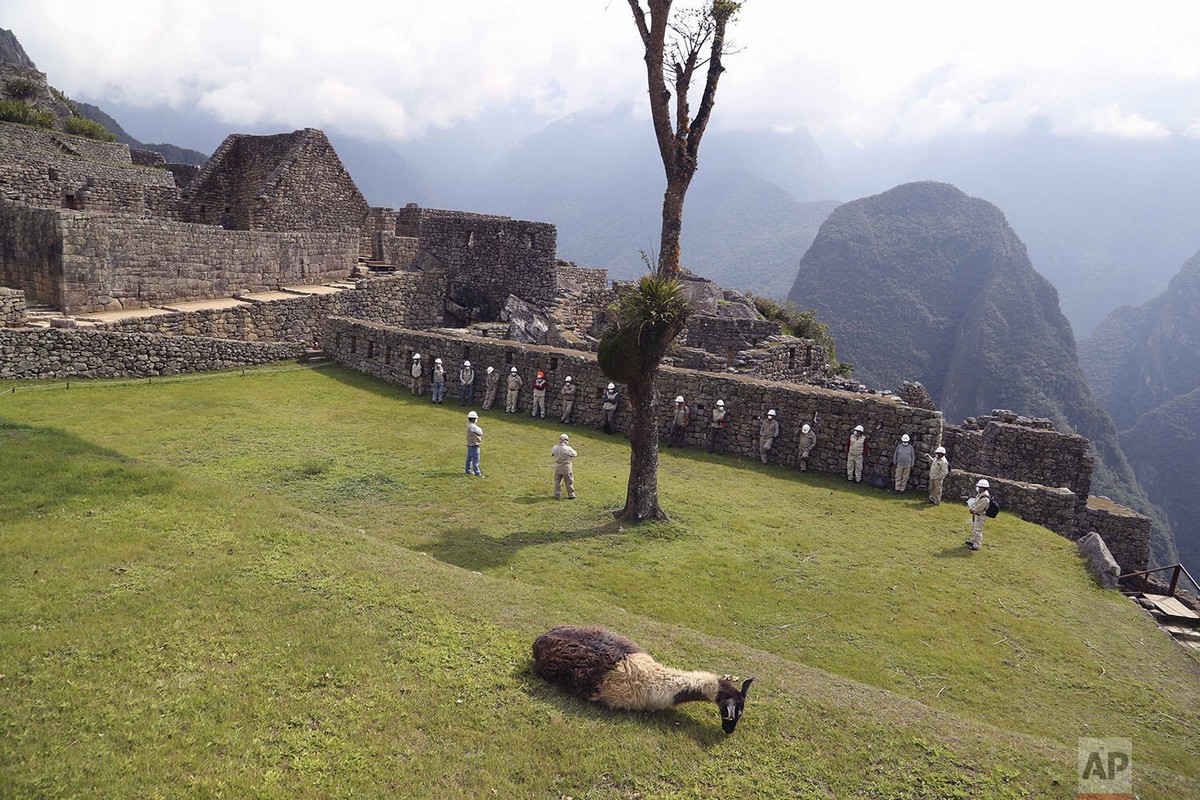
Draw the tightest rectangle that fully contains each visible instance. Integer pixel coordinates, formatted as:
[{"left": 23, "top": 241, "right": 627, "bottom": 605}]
[
  {"left": 0, "top": 203, "right": 360, "bottom": 313},
  {"left": 364, "top": 206, "right": 559, "bottom": 321},
  {"left": 76, "top": 272, "right": 445, "bottom": 348},
  {"left": 1, "top": 286, "right": 24, "bottom": 326},
  {"left": 684, "top": 314, "right": 781, "bottom": 353},
  {"left": 0, "top": 124, "right": 179, "bottom": 218},
  {"left": 1082, "top": 502, "right": 1152, "bottom": 576},
  {"left": 0, "top": 326, "right": 302, "bottom": 380},
  {"left": 0, "top": 202, "right": 63, "bottom": 305},
  {"left": 324, "top": 316, "right": 943, "bottom": 483},
  {"left": 555, "top": 263, "right": 608, "bottom": 292}
]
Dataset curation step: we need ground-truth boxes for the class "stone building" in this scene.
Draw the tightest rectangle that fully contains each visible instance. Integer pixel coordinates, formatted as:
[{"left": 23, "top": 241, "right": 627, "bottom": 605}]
[{"left": 179, "top": 128, "right": 369, "bottom": 232}]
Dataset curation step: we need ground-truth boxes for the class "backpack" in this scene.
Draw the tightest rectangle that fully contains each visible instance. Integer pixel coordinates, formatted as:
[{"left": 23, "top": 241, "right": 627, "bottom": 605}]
[{"left": 985, "top": 497, "right": 1001, "bottom": 518}]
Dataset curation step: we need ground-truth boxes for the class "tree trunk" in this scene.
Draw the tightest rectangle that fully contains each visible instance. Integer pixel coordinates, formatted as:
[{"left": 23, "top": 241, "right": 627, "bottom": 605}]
[
  {"left": 658, "top": 174, "right": 689, "bottom": 275},
  {"left": 616, "top": 367, "right": 668, "bottom": 521}
]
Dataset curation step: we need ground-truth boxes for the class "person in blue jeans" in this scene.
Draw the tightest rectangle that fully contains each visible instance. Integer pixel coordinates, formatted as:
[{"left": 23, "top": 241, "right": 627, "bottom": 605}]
[
  {"left": 465, "top": 411, "right": 483, "bottom": 476},
  {"left": 432, "top": 358, "right": 446, "bottom": 404}
]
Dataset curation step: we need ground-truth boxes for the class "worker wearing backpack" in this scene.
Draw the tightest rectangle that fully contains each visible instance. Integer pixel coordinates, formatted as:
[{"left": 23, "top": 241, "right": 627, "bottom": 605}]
[{"left": 967, "top": 478, "right": 992, "bottom": 551}]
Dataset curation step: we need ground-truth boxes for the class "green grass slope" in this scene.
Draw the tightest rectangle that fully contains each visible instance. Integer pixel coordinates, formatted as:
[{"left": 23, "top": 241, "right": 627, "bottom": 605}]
[{"left": 2, "top": 365, "right": 1197, "bottom": 798}]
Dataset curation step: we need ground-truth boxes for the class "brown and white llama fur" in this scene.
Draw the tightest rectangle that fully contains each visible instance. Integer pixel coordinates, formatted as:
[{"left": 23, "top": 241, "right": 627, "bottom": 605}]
[{"left": 532, "top": 625, "right": 753, "bottom": 733}]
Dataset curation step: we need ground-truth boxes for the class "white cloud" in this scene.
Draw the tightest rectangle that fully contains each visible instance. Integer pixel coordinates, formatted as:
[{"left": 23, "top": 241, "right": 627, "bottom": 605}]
[
  {"left": 5, "top": 0, "right": 1200, "bottom": 145},
  {"left": 1053, "top": 103, "right": 1171, "bottom": 140}
]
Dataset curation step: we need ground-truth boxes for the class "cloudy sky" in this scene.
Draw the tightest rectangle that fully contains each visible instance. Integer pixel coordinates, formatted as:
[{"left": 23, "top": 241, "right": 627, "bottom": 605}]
[{"left": 6, "top": 0, "right": 1200, "bottom": 148}]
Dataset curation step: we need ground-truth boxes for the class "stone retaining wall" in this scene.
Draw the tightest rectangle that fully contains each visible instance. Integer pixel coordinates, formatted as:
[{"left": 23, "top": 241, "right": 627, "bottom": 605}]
[
  {"left": 944, "top": 470, "right": 1078, "bottom": 537},
  {"left": 54, "top": 213, "right": 357, "bottom": 313},
  {"left": 0, "top": 122, "right": 179, "bottom": 218},
  {"left": 685, "top": 314, "right": 782, "bottom": 353},
  {"left": 555, "top": 263, "right": 608, "bottom": 291},
  {"left": 323, "top": 317, "right": 943, "bottom": 481},
  {"left": 0, "top": 203, "right": 62, "bottom": 304},
  {"left": 0, "top": 327, "right": 302, "bottom": 379},
  {"left": 1, "top": 286, "right": 25, "bottom": 326},
  {"left": 1082, "top": 501, "right": 1152, "bottom": 575},
  {"left": 87, "top": 272, "right": 444, "bottom": 347}
]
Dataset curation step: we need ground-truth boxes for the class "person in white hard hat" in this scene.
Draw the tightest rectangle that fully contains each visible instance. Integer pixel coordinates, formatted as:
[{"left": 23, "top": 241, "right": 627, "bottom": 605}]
[
  {"left": 431, "top": 357, "right": 446, "bottom": 404},
  {"left": 759, "top": 409, "right": 780, "bottom": 464},
  {"left": 601, "top": 383, "right": 621, "bottom": 434},
  {"left": 530, "top": 371, "right": 548, "bottom": 418},
  {"left": 505, "top": 366, "right": 523, "bottom": 413},
  {"left": 482, "top": 366, "right": 499, "bottom": 410},
  {"left": 966, "top": 478, "right": 991, "bottom": 550},
  {"left": 797, "top": 417, "right": 818, "bottom": 471},
  {"left": 708, "top": 399, "right": 729, "bottom": 454},
  {"left": 846, "top": 424, "right": 868, "bottom": 482},
  {"left": 551, "top": 432, "right": 578, "bottom": 499},
  {"left": 559, "top": 375, "right": 577, "bottom": 423},
  {"left": 892, "top": 433, "right": 916, "bottom": 493},
  {"left": 465, "top": 411, "right": 484, "bottom": 476},
  {"left": 927, "top": 446, "right": 950, "bottom": 504},
  {"left": 459, "top": 360, "right": 475, "bottom": 406},
  {"left": 409, "top": 352, "right": 425, "bottom": 396},
  {"left": 667, "top": 395, "right": 690, "bottom": 447}
]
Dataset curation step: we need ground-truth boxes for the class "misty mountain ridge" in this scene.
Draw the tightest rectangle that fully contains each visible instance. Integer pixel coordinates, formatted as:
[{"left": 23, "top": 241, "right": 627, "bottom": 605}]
[
  {"left": 1081, "top": 249, "right": 1200, "bottom": 575},
  {"left": 788, "top": 180, "right": 1178, "bottom": 567}
]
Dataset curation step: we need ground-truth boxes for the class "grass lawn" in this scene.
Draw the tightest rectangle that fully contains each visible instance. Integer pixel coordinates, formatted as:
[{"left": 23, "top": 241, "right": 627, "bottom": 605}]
[{"left": 2, "top": 363, "right": 1198, "bottom": 799}]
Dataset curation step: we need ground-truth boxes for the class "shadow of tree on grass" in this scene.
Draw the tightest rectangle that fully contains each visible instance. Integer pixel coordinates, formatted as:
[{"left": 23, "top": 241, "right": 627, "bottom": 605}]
[{"left": 421, "top": 523, "right": 624, "bottom": 571}]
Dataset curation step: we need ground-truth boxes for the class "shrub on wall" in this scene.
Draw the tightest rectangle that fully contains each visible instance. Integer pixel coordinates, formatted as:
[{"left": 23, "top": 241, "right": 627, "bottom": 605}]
[
  {"left": 2, "top": 77, "right": 39, "bottom": 100},
  {"left": 65, "top": 115, "right": 116, "bottom": 142},
  {"left": 0, "top": 99, "right": 55, "bottom": 129}
]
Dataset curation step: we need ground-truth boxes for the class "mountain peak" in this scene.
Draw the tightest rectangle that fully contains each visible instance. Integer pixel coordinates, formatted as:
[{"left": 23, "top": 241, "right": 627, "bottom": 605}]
[{"left": 0, "top": 29, "right": 36, "bottom": 70}]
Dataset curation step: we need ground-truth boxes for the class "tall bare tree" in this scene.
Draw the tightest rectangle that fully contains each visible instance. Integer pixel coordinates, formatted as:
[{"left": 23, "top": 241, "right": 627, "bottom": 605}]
[
  {"left": 629, "top": 0, "right": 740, "bottom": 274},
  {"left": 600, "top": 0, "right": 740, "bottom": 522}
]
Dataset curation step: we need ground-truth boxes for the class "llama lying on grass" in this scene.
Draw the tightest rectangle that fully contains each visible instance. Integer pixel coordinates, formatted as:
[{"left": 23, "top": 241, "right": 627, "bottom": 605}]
[{"left": 532, "top": 625, "right": 753, "bottom": 733}]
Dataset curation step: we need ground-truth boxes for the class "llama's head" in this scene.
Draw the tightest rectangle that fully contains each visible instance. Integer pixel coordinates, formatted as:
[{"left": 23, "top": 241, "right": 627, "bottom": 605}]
[{"left": 716, "top": 677, "right": 754, "bottom": 733}]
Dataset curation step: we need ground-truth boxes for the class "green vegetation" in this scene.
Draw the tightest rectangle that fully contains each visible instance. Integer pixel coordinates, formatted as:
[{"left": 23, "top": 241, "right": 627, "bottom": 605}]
[
  {"left": 752, "top": 294, "right": 853, "bottom": 376},
  {"left": 2, "top": 364, "right": 1197, "bottom": 798},
  {"left": 65, "top": 114, "right": 116, "bottom": 142},
  {"left": 2, "top": 77, "right": 39, "bottom": 100},
  {"left": 0, "top": 98, "right": 55, "bottom": 130}
]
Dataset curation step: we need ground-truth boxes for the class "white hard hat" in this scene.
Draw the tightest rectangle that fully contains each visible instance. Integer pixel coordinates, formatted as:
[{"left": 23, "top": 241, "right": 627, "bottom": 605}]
[
  {"left": 802, "top": 424, "right": 811, "bottom": 433},
  {"left": 976, "top": 479, "right": 990, "bottom": 489},
  {"left": 463, "top": 360, "right": 470, "bottom": 367},
  {"left": 511, "top": 366, "right": 518, "bottom": 373},
  {"left": 560, "top": 433, "right": 569, "bottom": 441},
  {"left": 564, "top": 376, "right": 572, "bottom": 382},
  {"left": 486, "top": 366, "right": 494, "bottom": 374},
  {"left": 935, "top": 446, "right": 946, "bottom": 455},
  {"left": 716, "top": 399, "right": 725, "bottom": 407},
  {"left": 901, "top": 434, "right": 910, "bottom": 443},
  {"left": 413, "top": 353, "right": 421, "bottom": 359},
  {"left": 767, "top": 409, "right": 776, "bottom": 417},
  {"left": 854, "top": 424, "right": 864, "bottom": 433},
  {"left": 675, "top": 395, "right": 684, "bottom": 403},
  {"left": 435, "top": 358, "right": 442, "bottom": 364},
  {"left": 467, "top": 411, "right": 478, "bottom": 420},
  {"left": 607, "top": 383, "right": 615, "bottom": 390}
]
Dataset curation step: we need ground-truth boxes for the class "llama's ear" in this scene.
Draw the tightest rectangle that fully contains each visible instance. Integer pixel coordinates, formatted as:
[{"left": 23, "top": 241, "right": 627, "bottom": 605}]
[{"left": 740, "top": 678, "right": 754, "bottom": 696}]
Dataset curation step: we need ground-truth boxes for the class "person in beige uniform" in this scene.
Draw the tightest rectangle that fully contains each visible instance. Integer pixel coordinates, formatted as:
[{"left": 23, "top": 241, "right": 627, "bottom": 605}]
[
  {"left": 797, "top": 422, "right": 817, "bottom": 471},
  {"left": 759, "top": 409, "right": 779, "bottom": 464},
  {"left": 482, "top": 366, "right": 499, "bottom": 409},
  {"left": 667, "top": 395, "right": 690, "bottom": 447},
  {"left": 967, "top": 478, "right": 990, "bottom": 550},
  {"left": 560, "top": 376, "right": 577, "bottom": 423},
  {"left": 927, "top": 446, "right": 949, "bottom": 504},
  {"left": 708, "top": 399, "right": 729, "bottom": 454},
  {"left": 846, "top": 424, "right": 867, "bottom": 482},
  {"left": 551, "top": 433, "right": 578, "bottom": 499},
  {"left": 505, "top": 367, "right": 523, "bottom": 413},
  {"left": 409, "top": 353, "right": 424, "bottom": 396}
]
